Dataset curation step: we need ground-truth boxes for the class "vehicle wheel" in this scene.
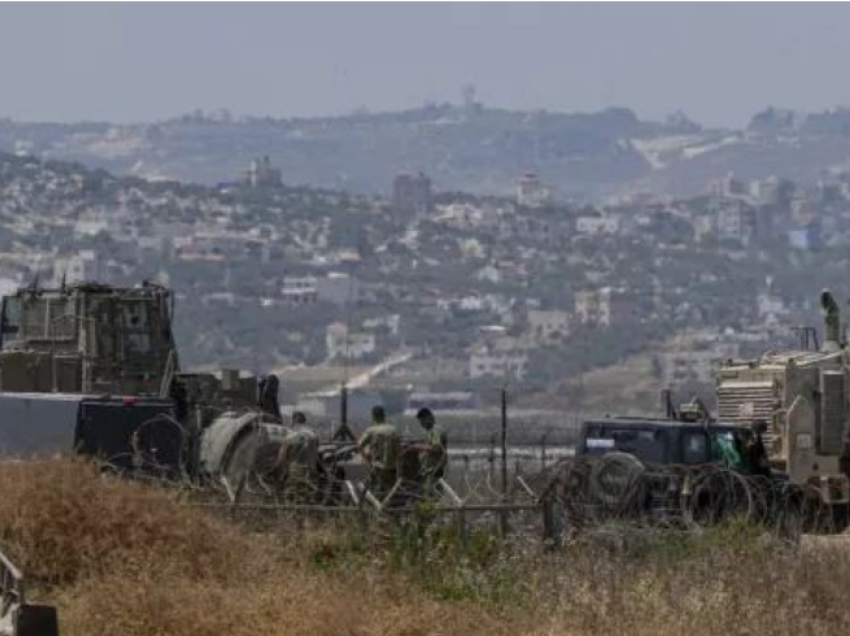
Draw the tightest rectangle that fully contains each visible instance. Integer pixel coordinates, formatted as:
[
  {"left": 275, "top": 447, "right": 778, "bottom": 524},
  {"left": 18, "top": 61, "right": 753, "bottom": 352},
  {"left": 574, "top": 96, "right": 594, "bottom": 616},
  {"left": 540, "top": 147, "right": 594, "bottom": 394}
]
[
  {"left": 130, "top": 415, "right": 185, "bottom": 478},
  {"left": 687, "top": 468, "right": 756, "bottom": 526},
  {"left": 588, "top": 452, "right": 646, "bottom": 510},
  {"left": 829, "top": 503, "right": 850, "bottom": 533}
]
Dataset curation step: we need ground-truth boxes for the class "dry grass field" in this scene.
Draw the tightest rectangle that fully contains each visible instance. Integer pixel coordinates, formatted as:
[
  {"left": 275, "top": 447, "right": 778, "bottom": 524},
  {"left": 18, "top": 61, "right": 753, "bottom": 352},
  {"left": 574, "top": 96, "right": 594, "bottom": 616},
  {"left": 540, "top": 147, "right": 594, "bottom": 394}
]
[{"left": 2, "top": 460, "right": 850, "bottom": 636}]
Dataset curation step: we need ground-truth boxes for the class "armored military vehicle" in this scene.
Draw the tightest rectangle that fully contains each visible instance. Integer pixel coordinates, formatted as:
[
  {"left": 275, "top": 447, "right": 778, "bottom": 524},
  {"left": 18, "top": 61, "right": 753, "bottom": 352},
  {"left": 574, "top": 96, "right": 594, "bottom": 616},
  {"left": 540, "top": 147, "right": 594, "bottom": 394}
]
[
  {"left": 544, "top": 408, "right": 784, "bottom": 533},
  {"left": 0, "top": 282, "right": 282, "bottom": 485},
  {"left": 0, "top": 281, "right": 177, "bottom": 395},
  {"left": 716, "top": 290, "right": 850, "bottom": 519}
]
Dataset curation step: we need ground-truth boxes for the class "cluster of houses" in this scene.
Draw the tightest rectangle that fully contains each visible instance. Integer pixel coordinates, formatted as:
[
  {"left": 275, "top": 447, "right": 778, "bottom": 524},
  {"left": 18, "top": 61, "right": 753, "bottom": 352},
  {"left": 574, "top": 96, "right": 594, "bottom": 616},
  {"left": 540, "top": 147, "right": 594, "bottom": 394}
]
[{"left": 0, "top": 152, "right": 836, "bottom": 402}]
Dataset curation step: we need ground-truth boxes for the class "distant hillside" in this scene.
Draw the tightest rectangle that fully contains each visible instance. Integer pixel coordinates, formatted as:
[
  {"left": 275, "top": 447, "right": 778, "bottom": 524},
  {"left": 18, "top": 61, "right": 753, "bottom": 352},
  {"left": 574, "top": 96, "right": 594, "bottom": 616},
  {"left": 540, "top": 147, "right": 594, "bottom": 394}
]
[{"left": 5, "top": 104, "right": 850, "bottom": 200}]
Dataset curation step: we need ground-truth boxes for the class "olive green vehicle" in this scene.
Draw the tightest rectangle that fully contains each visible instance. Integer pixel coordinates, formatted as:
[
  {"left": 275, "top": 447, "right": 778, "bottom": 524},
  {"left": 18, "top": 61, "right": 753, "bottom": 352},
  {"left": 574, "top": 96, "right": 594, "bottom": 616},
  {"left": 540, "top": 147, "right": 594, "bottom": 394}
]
[{"left": 717, "top": 290, "right": 850, "bottom": 521}]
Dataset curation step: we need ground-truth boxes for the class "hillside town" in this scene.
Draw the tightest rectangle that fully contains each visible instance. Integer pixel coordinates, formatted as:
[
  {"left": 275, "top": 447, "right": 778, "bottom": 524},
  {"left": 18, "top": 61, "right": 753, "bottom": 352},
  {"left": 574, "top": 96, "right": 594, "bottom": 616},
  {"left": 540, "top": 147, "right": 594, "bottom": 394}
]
[{"left": 0, "top": 149, "right": 847, "bottom": 414}]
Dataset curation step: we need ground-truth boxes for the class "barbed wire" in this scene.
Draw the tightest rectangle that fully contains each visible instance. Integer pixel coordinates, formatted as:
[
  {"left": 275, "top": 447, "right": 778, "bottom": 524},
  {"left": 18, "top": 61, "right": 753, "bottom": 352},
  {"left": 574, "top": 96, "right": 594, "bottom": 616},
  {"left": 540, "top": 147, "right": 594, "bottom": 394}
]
[
  {"left": 91, "top": 433, "right": 849, "bottom": 545},
  {"left": 543, "top": 455, "right": 843, "bottom": 541}
]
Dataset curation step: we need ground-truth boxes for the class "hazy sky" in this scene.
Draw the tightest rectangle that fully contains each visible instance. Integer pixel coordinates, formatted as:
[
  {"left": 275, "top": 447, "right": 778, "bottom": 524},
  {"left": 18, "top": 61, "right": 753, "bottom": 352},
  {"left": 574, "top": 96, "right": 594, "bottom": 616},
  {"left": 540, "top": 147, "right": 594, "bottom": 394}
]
[{"left": 1, "top": 3, "right": 849, "bottom": 127}]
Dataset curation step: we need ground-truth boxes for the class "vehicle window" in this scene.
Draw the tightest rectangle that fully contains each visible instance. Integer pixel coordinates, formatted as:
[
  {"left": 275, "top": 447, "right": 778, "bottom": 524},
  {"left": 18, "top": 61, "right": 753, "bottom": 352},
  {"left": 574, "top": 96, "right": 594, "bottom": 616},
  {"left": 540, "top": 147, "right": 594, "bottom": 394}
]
[
  {"left": 710, "top": 431, "right": 744, "bottom": 469},
  {"left": 584, "top": 426, "right": 666, "bottom": 463},
  {"left": 123, "top": 301, "right": 153, "bottom": 354},
  {"left": 16, "top": 297, "right": 75, "bottom": 341},
  {"left": 682, "top": 432, "right": 709, "bottom": 464},
  {"left": 0, "top": 297, "right": 21, "bottom": 343}
]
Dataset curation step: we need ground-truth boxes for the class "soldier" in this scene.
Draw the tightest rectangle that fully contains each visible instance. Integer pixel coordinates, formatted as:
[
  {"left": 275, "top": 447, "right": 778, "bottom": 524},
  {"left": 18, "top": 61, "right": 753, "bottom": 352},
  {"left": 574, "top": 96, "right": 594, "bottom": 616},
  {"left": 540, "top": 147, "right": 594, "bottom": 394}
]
[
  {"left": 257, "top": 373, "right": 282, "bottom": 423},
  {"left": 739, "top": 422, "right": 771, "bottom": 477},
  {"left": 712, "top": 431, "right": 743, "bottom": 469},
  {"left": 821, "top": 289, "right": 843, "bottom": 349},
  {"left": 358, "top": 405, "right": 401, "bottom": 499},
  {"left": 277, "top": 411, "right": 320, "bottom": 502},
  {"left": 413, "top": 407, "right": 448, "bottom": 496}
]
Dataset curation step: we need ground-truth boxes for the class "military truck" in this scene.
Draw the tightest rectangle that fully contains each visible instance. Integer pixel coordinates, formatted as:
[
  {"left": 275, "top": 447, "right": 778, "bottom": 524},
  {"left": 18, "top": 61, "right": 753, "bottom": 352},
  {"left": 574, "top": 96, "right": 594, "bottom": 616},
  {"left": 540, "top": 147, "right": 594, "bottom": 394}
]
[
  {"left": 716, "top": 290, "right": 850, "bottom": 523},
  {"left": 544, "top": 409, "right": 787, "bottom": 534},
  {"left": 0, "top": 282, "right": 282, "bottom": 485}
]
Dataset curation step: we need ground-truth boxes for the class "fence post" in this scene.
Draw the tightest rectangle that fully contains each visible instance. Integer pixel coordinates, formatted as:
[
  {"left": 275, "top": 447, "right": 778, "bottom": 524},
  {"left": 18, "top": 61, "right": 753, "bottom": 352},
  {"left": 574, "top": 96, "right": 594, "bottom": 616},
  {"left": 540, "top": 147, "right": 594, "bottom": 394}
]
[
  {"left": 540, "top": 433, "right": 548, "bottom": 471},
  {"left": 456, "top": 507, "right": 468, "bottom": 549},
  {"left": 488, "top": 433, "right": 496, "bottom": 480},
  {"left": 358, "top": 505, "right": 370, "bottom": 544},
  {"left": 499, "top": 388, "right": 509, "bottom": 538},
  {"left": 541, "top": 497, "right": 558, "bottom": 547}
]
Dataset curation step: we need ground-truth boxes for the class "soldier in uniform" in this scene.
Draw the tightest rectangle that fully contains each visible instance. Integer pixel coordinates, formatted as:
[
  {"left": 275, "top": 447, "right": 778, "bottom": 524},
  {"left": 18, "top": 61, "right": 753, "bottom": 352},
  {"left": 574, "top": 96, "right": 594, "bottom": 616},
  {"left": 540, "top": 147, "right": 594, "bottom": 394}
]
[
  {"left": 277, "top": 411, "right": 320, "bottom": 502},
  {"left": 358, "top": 405, "right": 401, "bottom": 499},
  {"left": 738, "top": 421, "right": 771, "bottom": 477},
  {"left": 413, "top": 407, "right": 448, "bottom": 496}
]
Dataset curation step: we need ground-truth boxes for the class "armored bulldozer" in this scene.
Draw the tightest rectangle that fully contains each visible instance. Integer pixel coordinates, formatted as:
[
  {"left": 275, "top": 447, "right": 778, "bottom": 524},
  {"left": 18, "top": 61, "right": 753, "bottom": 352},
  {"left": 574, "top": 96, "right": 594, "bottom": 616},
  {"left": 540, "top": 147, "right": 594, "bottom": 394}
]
[
  {"left": 0, "top": 281, "right": 177, "bottom": 395},
  {"left": 0, "top": 282, "right": 283, "bottom": 485},
  {"left": 716, "top": 290, "right": 850, "bottom": 513}
]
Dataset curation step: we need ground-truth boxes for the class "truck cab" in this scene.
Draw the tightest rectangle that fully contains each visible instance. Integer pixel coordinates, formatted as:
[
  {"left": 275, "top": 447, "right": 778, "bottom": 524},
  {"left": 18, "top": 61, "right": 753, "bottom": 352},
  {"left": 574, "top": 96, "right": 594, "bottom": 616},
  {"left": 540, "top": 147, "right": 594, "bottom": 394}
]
[{"left": 578, "top": 417, "right": 766, "bottom": 473}]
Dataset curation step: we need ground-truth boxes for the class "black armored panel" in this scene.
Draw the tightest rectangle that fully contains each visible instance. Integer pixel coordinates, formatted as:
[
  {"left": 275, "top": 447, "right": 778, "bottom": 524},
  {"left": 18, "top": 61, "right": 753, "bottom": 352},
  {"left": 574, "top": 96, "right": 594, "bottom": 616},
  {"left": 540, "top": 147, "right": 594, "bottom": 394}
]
[{"left": 0, "top": 392, "right": 180, "bottom": 473}]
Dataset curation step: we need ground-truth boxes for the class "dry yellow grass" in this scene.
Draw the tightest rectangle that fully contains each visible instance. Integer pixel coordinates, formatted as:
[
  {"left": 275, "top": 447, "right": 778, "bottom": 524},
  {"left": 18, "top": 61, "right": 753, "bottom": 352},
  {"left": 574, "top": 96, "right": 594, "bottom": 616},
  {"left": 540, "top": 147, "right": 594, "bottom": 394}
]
[
  {"left": 0, "top": 461, "right": 518, "bottom": 636},
  {"left": 2, "top": 460, "right": 850, "bottom": 636}
]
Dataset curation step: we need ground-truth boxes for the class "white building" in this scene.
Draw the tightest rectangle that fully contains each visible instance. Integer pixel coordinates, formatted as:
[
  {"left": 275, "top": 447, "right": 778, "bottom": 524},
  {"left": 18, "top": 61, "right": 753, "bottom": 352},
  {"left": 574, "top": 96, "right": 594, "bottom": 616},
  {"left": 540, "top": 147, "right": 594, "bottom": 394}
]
[
  {"left": 326, "top": 322, "right": 376, "bottom": 361},
  {"left": 516, "top": 173, "right": 551, "bottom": 209},
  {"left": 281, "top": 276, "right": 318, "bottom": 305},
  {"left": 576, "top": 215, "right": 619, "bottom": 236},
  {"left": 475, "top": 265, "right": 502, "bottom": 284},
  {"left": 363, "top": 314, "right": 401, "bottom": 336},
  {"left": 73, "top": 219, "right": 109, "bottom": 238},
  {"left": 469, "top": 347, "right": 528, "bottom": 381}
]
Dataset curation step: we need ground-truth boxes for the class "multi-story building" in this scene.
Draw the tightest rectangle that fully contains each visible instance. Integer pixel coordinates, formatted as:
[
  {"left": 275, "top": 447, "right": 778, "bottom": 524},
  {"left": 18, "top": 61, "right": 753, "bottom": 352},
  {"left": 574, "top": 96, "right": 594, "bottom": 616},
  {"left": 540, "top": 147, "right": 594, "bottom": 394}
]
[
  {"left": 469, "top": 347, "right": 528, "bottom": 381},
  {"left": 516, "top": 172, "right": 551, "bottom": 209},
  {"left": 705, "top": 198, "right": 758, "bottom": 246},
  {"left": 242, "top": 156, "right": 282, "bottom": 188},
  {"left": 325, "top": 322, "right": 376, "bottom": 361},
  {"left": 392, "top": 172, "right": 433, "bottom": 217},
  {"left": 281, "top": 273, "right": 359, "bottom": 306},
  {"left": 574, "top": 287, "right": 636, "bottom": 328},
  {"left": 281, "top": 276, "right": 318, "bottom": 305}
]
